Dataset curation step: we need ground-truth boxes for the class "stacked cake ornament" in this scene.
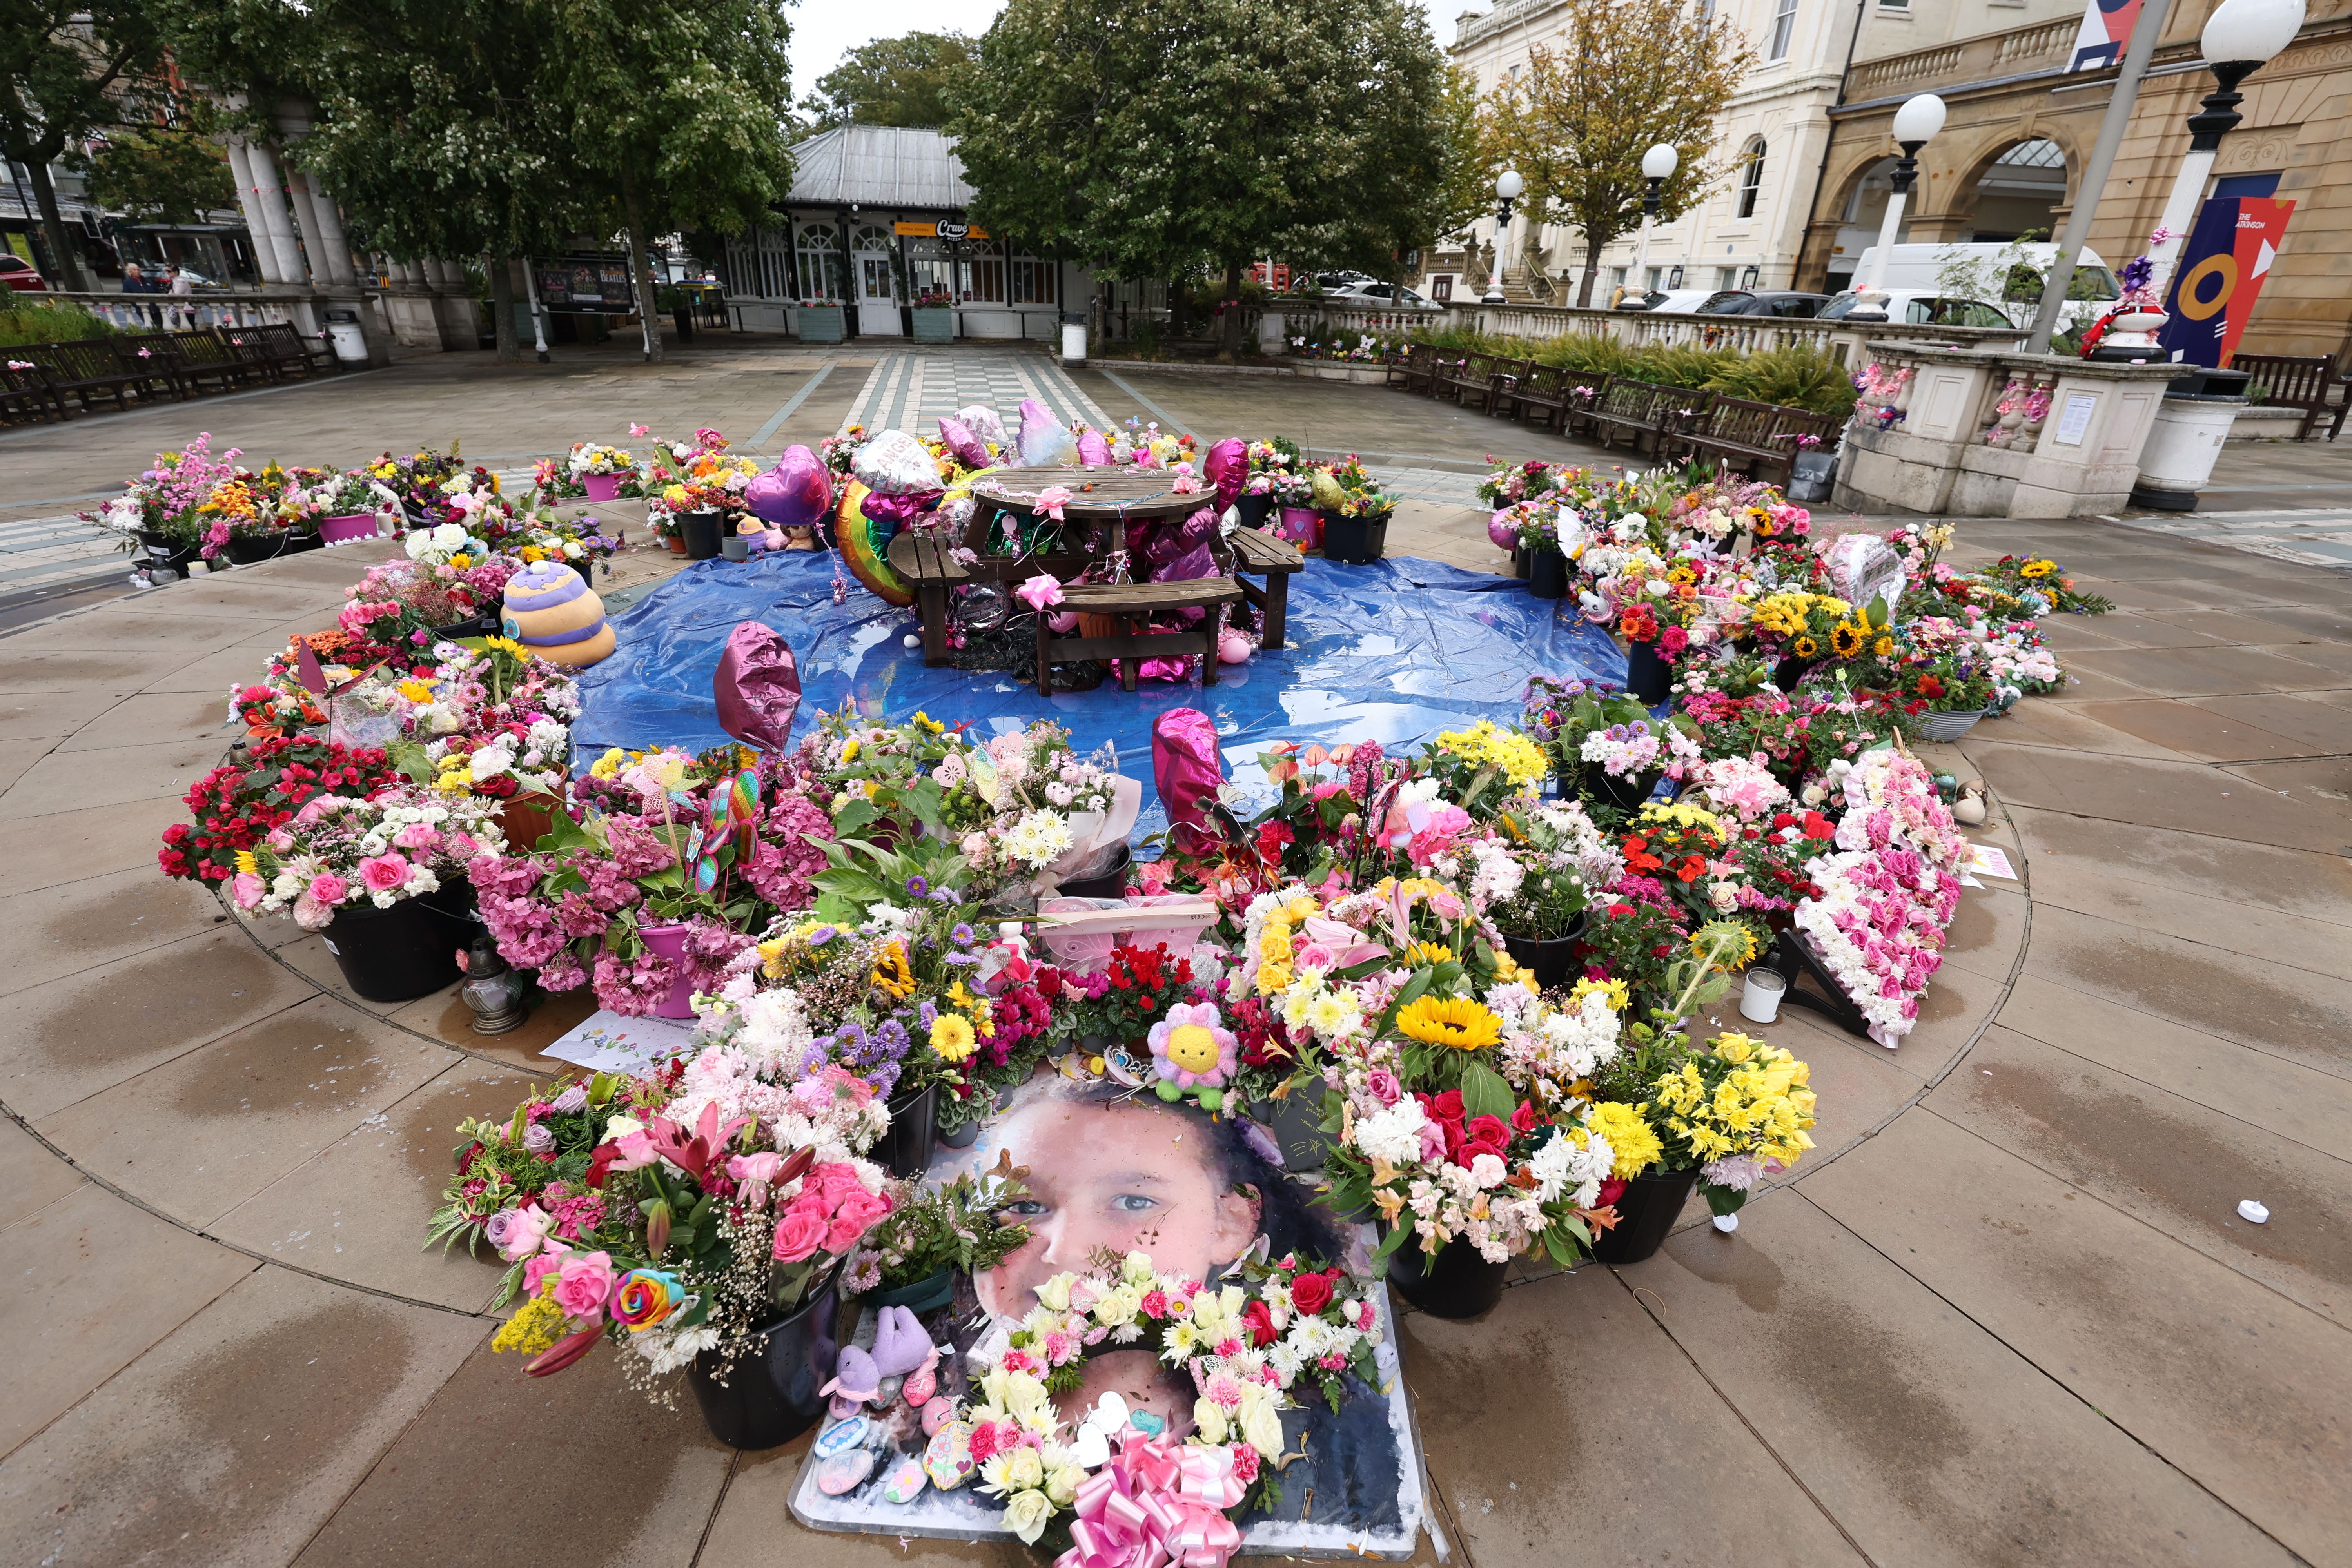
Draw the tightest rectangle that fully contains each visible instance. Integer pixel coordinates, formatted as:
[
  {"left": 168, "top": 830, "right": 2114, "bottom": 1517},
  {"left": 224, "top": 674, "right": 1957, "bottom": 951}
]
[{"left": 500, "top": 559, "right": 615, "bottom": 666}]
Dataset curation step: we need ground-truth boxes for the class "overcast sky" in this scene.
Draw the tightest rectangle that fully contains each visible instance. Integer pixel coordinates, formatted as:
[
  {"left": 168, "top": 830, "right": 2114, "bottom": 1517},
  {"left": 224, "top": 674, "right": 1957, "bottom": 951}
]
[{"left": 788, "top": 0, "right": 1488, "bottom": 105}]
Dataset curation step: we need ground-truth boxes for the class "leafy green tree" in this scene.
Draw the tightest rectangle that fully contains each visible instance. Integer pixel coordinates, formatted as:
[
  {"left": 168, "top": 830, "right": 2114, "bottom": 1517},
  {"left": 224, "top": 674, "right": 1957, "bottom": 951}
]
[
  {"left": 0, "top": 2, "right": 165, "bottom": 291},
  {"left": 1479, "top": 0, "right": 1750, "bottom": 307},
  {"left": 801, "top": 32, "right": 975, "bottom": 131},
  {"left": 535, "top": 0, "right": 797, "bottom": 362},
  {"left": 956, "top": 0, "right": 1454, "bottom": 357},
  {"left": 69, "top": 104, "right": 235, "bottom": 226}
]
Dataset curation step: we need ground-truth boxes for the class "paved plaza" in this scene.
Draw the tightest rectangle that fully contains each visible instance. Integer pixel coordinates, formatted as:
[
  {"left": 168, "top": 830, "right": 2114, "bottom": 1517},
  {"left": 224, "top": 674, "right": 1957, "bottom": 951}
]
[{"left": 3, "top": 337, "right": 2350, "bottom": 1567}]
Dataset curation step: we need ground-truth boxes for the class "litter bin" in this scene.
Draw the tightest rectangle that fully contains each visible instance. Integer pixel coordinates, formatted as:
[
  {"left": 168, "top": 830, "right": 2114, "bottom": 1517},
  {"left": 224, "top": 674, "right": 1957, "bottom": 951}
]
[
  {"left": 324, "top": 307, "right": 369, "bottom": 364},
  {"left": 1060, "top": 309, "right": 1087, "bottom": 365}
]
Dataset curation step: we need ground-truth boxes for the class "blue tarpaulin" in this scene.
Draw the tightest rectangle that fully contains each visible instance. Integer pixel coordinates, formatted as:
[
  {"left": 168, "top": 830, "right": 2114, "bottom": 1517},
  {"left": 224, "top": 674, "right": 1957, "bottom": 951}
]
[{"left": 575, "top": 552, "right": 1624, "bottom": 832}]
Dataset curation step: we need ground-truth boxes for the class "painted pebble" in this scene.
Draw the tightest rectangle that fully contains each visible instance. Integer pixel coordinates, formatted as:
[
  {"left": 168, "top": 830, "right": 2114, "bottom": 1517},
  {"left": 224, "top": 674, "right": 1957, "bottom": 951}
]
[
  {"left": 817, "top": 1448, "right": 875, "bottom": 1496},
  {"left": 920, "top": 1396, "right": 956, "bottom": 1436},
  {"left": 813, "top": 1414, "right": 868, "bottom": 1458},
  {"left": 880, "top": 1455, "right": 929, "bottom": 1504},
  {"left": 923, "top": 1421, "right": 977, "bottom": 1490},
  {"left": 1127, "top": 1410, "right": 1167, "bottom": 1438}
]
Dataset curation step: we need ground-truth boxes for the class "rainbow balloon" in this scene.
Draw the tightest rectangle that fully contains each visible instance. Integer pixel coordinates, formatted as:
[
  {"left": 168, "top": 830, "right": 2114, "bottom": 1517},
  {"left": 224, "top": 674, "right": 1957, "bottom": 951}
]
[{"left": 834, "top": 479, "right": 915, "bottom": 606}]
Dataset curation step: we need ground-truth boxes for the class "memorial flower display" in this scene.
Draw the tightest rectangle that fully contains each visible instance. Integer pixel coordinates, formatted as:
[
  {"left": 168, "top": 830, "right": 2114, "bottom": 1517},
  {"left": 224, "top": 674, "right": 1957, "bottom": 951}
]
[{"left": 229, "top": 787, "right": 505, "bottom": 927}]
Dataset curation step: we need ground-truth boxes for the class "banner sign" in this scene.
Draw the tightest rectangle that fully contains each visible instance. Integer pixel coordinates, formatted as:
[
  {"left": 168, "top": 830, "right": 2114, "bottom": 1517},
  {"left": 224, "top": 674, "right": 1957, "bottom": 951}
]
[
  {"left": 534, "top": 254, "right": 635, "bottom": 314},
  {"left": 2070, "top": 0, "right": 2144, "bottom": 70},
  {"left": 893, "top": 220, "right": 989, "bottom": 240},
  {"left": 2158, "top": 196, "right": 2296, "bottom": 368}
]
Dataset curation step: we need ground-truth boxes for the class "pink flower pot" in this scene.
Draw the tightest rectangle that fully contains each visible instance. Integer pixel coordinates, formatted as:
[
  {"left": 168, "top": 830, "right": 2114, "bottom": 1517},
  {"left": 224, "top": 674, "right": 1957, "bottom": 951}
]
[
  {"left": 1277, "top": 506, "right": 1322, "bottom": 550},
  {"left": 635, "top": 922, "right": 698, "bottom": 1018},
  {"left": 319, "top": 512, "right": 380, "bottom": 544},
  {"left": 583, "top": 472, "right": 622, "bottom": 503}
]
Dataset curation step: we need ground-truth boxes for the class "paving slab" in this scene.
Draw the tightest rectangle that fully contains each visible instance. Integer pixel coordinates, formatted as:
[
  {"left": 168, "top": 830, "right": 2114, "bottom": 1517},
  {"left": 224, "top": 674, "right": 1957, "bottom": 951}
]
[
  {"left": 1960, "top": 697, "right": 2192, "bottom": 760},
  {"left": 2069, "top": 697, "right": 2332, "bottom": 761},
  {"left": 34, "top": 995, "right": 456, "bottom": 1229},
  {"left": 1401, "top": 1264, "right": 1865, "bottom": 1566},
  {"left": 0, "top": 735, "right": 239, "bottom": 821},
  {"left": 0, "top": 1266, "right": 481, "bottom": 1568},
  {"left": 209, "top": 1059, "right": 535, "bottom": 1312},
  {"left": 1620, "top": 1191, "right": 2301, "bottom": 1567},
  {"left": 2019, "top": 901, "right": 2352, "bottom": 1080},
  {"left": 2019, "top": 852, "right": 2352, "bottom": 982},
  {"left": 2005, "top": 802, "right": 2352, "bottom": 926},
  {"left": 0, "top": 1116, "right": 86, "bottom": 1229},
  {"left": 0, "top": 1183, "right": 256, "bottom": 1459},
  {"left": 2, "top": 929, "right": 320, "bottom": 1123},
  {"left": 1967, "top": 741, "right": 2352, "bottom": 854},
  {"left": 2219, "top": 758, "right": 2352, "bottom": 824},
  {"left": 1996, "top": 972, "right": 2352, "bottom": 1162},
  {"left": 2060, "top": 642, "right": 2347, "bottom": 698},
  {"left": 0, "top": 863, "right": 232, "bottom": 1000},
  {"left": 290, "top": 1331, "right": 731, "bottom": 1568},
  {"left": 1938, "top": 884, "right": 2030, "bottom": 982},
  {"left": 0, "top": 648, "right": 177, "bottom": 693},
  {"left": 56, "top": 688, "right": 239, "bottom": 753},
  {"left": 0, "top": 793, "right": 191, "bottom": 899},
  {"left": 1804, "top": 1108, "right": 2352, "bottom": 1565},
  {"left": 1929, "top": 1025, "right": 2352, "bottom": 1328},
  {"left": 0, "top": 606, "right": 290, "bottom": 656}
]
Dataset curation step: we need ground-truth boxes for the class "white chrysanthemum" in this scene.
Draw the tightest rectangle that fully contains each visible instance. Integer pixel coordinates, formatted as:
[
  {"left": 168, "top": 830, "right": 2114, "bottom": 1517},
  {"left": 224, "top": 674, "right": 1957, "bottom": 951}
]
[{"left": 1353, "top": 1097, "right": 1430, "bottom": 1166}]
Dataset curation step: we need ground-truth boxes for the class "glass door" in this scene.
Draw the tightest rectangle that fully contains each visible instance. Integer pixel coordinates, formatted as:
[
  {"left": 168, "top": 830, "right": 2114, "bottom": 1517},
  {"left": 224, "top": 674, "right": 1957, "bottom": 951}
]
[{"left": 853, "top": 225, "right": 902, "bottom": 336}]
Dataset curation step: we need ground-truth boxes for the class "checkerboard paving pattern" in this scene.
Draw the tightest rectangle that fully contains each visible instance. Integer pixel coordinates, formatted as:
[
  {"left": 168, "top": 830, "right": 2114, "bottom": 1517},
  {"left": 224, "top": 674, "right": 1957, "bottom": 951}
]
[
  {"left": 839, "top": 349, "right": 1112, "bottom": 437},
  {"left": 2102, "top": 507, "right": 2352, "bottom": 569}
]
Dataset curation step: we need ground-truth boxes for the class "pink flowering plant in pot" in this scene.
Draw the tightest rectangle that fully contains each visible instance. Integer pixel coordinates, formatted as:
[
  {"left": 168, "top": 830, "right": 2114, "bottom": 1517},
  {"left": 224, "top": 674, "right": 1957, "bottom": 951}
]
[
  {"left": 456, "top": 1062, "right": 895, "bottom": 1394},
  {"left": 228, "top": 787, "right": 505, "bottom": 928},
  {"left": 468, "top": 747, "right": 833, "bottom": 1016}
]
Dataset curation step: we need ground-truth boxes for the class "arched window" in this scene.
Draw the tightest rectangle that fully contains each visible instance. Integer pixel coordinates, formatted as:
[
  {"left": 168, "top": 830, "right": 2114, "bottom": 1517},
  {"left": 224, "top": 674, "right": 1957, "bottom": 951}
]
[
  {"left": 1737, "top": 140, "right": 1767, "bottom": 218},
  {"left": 795, "top": 222, "right": 844, "bottom": 302}
]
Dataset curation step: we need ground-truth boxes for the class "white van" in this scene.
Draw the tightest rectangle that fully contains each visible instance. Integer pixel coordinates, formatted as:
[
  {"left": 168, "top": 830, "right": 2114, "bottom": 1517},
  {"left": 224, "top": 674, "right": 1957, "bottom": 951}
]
[{"left": 1848, "top": 243, "right": 2120, "bottom": 330}]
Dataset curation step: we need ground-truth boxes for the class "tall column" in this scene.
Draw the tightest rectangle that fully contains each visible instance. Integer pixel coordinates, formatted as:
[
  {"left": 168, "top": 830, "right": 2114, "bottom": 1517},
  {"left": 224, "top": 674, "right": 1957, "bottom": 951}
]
[
  {"left": 238, "top": 139, "right": 307, "bottom": 285},
  {"left": 288, "top": 169, "right": 358, "bottom": 286},
  {"left": 223, "top": 138, "right": 283, "bottom": 284}
]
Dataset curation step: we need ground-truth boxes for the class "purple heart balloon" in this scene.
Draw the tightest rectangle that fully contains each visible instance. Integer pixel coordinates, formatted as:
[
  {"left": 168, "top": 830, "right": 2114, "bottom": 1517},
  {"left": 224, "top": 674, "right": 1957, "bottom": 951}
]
[
  {"left": 714, "top": 621, "right": 801, "bottom": 752},
  {"left": 746, "top": 445, "right": 831, "bottom": 531}
]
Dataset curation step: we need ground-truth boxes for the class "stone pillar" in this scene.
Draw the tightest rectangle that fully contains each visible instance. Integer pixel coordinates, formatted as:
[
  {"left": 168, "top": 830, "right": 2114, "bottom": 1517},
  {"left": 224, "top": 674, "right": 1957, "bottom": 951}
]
[
  {"left": 239, "top": 139, "right": 308, "bottom": 287},
  {"left": 223, "top": 138, "right": 282, "bottom": 285},
  {"left": 290, "top": 170, "right": 358, "bottom": 287}
]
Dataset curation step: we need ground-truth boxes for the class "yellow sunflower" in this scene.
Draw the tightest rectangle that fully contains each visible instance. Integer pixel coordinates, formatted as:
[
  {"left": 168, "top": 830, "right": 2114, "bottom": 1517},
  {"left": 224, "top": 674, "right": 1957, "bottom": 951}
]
[
  {"left": 1791, "top": 635, "right": 1819, "bottom": 659},
  {"left": 869, "top": 940, "right": 915, "bottom": 998},
  {"left": 1873, "top": 635, "right": 1895, "bottom": 658},
  {"left": 1830, "top": 622, "right": 1867, "bottom": 658},
  {"left": 1403, "top": 940, "right": 1456, "bottom": 967},
  {"left": 1394, "top": 996, "right": 1502, "bottom": 1051},
  {"left": 2019, "top": 559, "right": 2056, "bottom": 579}
]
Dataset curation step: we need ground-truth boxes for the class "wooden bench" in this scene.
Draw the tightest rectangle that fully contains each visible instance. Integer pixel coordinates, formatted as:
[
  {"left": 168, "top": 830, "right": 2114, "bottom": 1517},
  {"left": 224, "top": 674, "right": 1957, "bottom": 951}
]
[
  {"left": 2229, "top": 352, "right": 2345, "bottom": 441},
  {"left": 1506, "top": 364, "right": 1575, "bottom": 432},
  {"left": 1479, "top": 357, "right": 1534, "bottom": 418},
  {"left": 17, "top": 340, "right": 143, "bottom": 413},
  {"left": 1669, "top": 396, "right": 1844, "bottom": 484},
  {"left": 167, "top": 328, "right": 263, "bottom": 393},
  {"left": 1590, "top": 377, "right": 1706, "bottom": 455},
  {"left": 0, "top": 359, "right": 70, "bottom": 424},
  {"left": 885, "top": 526, "right": 972, "bottom": 665},
  {"left": 1038, "top": 579, "right": 1245, "bottom": 693},
  {"left": 1229, "top": 525, "right": 1305, "bottom": 649},
  {"left": 1432, "top": 352, "right": 1493, "bottom": 406},
  {"left": 256, "top": 320, "right": 337, "bottom": 375},
  {"left": 110, "top": 334, "right": 187, "bottom": 403},
  {"left": 1386, "top": 343, "right": 1433, "bottom": 392}
]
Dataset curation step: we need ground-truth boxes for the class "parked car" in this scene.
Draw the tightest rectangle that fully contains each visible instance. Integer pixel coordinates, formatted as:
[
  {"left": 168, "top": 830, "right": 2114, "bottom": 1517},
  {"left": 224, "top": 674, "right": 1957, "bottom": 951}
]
[
  {"left": 1846, "top": 242, "right": 2117, "bottom": 329},
  {"left": 1818, "top": 291, "right": 2018, "bottom": 329},
  {"left": 1619, "top": 288, "right": 1717, "bottom": 315},
  {"left": 1325, "top": 281, "right": 1441, "bottom": 310},
  {"left": 1696, "top": 290, "right": 1831, "bottom": 318},
  {"left": 1, "top": 255, "right": 49, "bottom": 292}
]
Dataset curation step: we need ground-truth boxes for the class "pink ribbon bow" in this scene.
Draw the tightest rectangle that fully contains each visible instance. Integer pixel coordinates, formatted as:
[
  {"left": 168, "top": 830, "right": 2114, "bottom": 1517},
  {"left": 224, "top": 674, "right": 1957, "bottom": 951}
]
[
  {"left": 1034, "top": 485, "right": 1074, "bottom": 521},
  {"left": 1056, "top": 1431, "right": 1245, "bottom": 1568},
  {"left": 1015, "top": 573, "right": 1066, "bottom": 611}
]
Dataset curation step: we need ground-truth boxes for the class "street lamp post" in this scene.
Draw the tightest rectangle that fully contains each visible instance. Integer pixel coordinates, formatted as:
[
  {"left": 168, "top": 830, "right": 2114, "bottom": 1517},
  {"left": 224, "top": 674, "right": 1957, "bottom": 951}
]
[
  {"left": 2141, "top": 0, "right": 2305, "bottom": 302},
  {"left": 1846, "top": 93, "right": 1946, "bottom": 321},
  {"left": 1630, "top": 143, "right": 1678, "bottom": 302},
  {"left": 1484, "top": 170, "right": 1524, "bottom": 305}
]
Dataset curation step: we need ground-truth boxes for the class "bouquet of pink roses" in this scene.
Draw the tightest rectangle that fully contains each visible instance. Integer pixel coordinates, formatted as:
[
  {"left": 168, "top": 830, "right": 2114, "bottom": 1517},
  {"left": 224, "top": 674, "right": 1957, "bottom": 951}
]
[{"left": 229, "top": 787, "right": 504, "bottom": 929}]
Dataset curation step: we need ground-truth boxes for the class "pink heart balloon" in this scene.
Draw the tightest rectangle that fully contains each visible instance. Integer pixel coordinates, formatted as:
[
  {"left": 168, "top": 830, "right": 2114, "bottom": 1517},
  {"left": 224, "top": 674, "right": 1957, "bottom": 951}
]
[{"left": 747, "top": 445, "right": 831, "bottom": 531}]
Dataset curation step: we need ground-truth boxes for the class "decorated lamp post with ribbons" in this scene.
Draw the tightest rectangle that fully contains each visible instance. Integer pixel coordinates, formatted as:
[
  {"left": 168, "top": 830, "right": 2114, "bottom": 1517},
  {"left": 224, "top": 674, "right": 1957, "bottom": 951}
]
[
  {"left": 2140, "top": 0, "right": 2305, "bottom": 303},
  {"left": 1483, "top": 170, "right": 1524, "bottom": 305},
  {"left": 1630, "top": 144, "right": 1678, "bottom": 301},
  {"left": 1845, "top": 94, "right": 1947, "bottom": 322}
]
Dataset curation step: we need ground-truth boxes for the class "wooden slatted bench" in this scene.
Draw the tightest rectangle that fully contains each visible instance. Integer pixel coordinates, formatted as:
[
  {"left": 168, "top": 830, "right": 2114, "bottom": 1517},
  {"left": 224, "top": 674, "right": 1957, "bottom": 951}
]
[
  {"left": 1038, "top": 579, "right": 1245, "bottom": 693},
  {"left": 18, "top": 340, "right": 143, "bottom": 413},
  {"left": 1672, "top": 397, "right": 1843, "bottom": 485},
  {"left": 168, "top": 328, "right": 261, "bottom": 393},
  {"left": 243, "top": 321, "right": 336, "bottom": 379},
  {"left": 0, "top": 360, "right": 71, "bottom": 424},
  {"left": 1229, "top": 525, "right": 1304, "bottom": 649},
  {"left": 2229, "top": 352, "right": 2345, "bottom": 440},
  {"left": 1432, "top": 352, "right": 1493, "bottom": 405},
  {"left": 111, "top": 334, "right": 186, "bottom": 402},
  {"left": 1591, "top": 377, "right": 1707, "bottom": 455},
  {"left": 1508, "top": 364, "right": 1572, "bottom": 432},
  {"left": 1478, "top": 357, "right": 1532, "bottom": 418},
  {"left": 885, "top": 526, "right": 973, "bottom": 666},
  {"left": 1385, "top": 344, "right": 1429, "bottom": 391}
]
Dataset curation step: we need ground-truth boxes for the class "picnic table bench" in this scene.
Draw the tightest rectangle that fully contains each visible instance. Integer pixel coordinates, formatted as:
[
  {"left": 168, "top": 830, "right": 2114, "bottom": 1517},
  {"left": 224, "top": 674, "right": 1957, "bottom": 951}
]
[
  {"left": 1229, "top": 524, "right": 1304, "bottom": 648},
  {"left": 894, "top": 466, "right": 1242, "bottom": 684}
]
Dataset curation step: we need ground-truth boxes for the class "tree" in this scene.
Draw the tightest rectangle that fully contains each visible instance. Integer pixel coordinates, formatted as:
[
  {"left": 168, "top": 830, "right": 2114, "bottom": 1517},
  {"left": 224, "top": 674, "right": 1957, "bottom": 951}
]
[
  {"left": 0, "top": 2, "right": 165, "bottom": 291},
  {"left": 1479, "top": 0, "right": 1750, "bottom": 308},
  {"left": 1325, "top": 33, "right": 1482, "bottom": 299},
  {"left": 801, "top": 32, "right": 975, "bottom": 131},
  {"left": 535, "top": 0, "right": 799, "bottom": 362},
  {"left": 955, "top": 0, "right": 1454, "bottom": 358},
  {"left": 69, "top": 105, "right": 235, "bottom": 226}
]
